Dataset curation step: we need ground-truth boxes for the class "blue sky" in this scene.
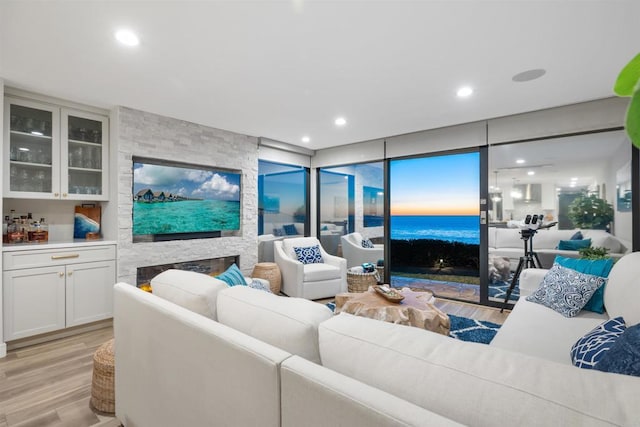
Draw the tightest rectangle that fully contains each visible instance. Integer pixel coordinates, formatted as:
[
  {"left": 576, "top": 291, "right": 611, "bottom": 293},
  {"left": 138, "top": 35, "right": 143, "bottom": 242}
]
[
  {"left": 390, "top": 152, "right": 479, "bottom": 215},
  {"left": 133, "top": 162, "right": 240, "bottom": 201}
]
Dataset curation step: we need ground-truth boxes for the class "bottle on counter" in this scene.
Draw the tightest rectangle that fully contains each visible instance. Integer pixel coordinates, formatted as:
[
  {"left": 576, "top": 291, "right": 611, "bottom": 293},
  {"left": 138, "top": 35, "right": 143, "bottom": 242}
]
[
  {"left": 30, "top": 218, "right": 48, "bottom": 243},
  {"left": 7, "top": 216, "right": 23, "bottom": 244}
]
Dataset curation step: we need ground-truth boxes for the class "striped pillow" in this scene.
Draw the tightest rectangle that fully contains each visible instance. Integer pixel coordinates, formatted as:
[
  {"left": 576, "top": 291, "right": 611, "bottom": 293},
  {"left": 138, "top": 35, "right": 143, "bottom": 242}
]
[{"left": 216, "top": 264, "right": 246, "bottom": 286}]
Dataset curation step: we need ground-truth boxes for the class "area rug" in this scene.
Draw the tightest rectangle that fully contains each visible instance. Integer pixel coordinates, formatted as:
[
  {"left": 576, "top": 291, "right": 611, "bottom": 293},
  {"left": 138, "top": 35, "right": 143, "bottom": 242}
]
[
  {"left": 448, "top": 314, "right": 501, "bottom": 344},
  {"left": 488, "top": 275, "right": 520, "bottom": 302}
]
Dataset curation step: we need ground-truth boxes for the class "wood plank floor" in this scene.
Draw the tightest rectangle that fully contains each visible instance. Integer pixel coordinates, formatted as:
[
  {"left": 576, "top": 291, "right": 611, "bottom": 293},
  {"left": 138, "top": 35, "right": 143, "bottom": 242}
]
[
  {"left": 0, "top": 326, "right": 119, "bottom": 427},
  {"left": 0, "top": 299, "right": 508, "bottom": 427}
]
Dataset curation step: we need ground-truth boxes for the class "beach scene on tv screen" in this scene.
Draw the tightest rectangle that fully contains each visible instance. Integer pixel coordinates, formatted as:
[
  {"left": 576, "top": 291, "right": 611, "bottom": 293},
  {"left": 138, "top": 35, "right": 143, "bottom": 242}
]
[{"left": 132, "top": 161, "right": 241, "bottom": 235}]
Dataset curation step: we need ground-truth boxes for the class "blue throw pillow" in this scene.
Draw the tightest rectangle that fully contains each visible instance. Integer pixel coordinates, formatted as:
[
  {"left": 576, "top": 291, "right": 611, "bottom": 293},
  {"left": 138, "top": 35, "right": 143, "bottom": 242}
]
[
  {"left": 361, "top": 238, "right": 374, "bottom": 248},
  {"left": 595, "top": 323, "right": 640, "bottom": 377},
  {"left": 557, "top": 239, "right": 591, "bottom": 251},
  {"left": 216, "top": 263, "right": 246, "bottom": 286},
  {"left": 283, "top": 224, "right": 298, "bottom": 235},
  {"left": 526, "top": 263, "right": 606, "bottom": 318},
  {"left": 293, "top": 245, "right": 324, "bottom": 264},
  {"left": 553, "top": 256, "right": 614, "bottom": 314},
  {"left": 570, "top": 231, "right": 584, "bottom": 240},
  {"left": 570, "top": 317, "right": 626, "bottom": 369},
  {"left": 248, "top": 279, "right": 273, "bottom": 293}
]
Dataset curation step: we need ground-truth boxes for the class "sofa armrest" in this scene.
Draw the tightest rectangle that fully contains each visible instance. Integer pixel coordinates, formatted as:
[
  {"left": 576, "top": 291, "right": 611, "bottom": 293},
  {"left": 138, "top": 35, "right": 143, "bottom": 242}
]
[
  {"left": 518, "top": 268, "right": 548, "bottom": 297},
  {"left": 274, "top": 241, "right": 305, "bottom": 296}
]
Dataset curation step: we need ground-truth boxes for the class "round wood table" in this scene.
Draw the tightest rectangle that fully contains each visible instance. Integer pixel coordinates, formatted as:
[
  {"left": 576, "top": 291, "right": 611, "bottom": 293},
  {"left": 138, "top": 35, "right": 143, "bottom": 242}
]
[{"left": 251, "top": 262, "right": 282, "bottom": 294}]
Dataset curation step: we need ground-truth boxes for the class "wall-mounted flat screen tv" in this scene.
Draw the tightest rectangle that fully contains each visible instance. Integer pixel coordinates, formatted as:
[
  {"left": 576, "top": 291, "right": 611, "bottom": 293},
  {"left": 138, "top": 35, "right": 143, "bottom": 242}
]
[{"left": 132, "top": 157, "right": 241, "bottom": 242}]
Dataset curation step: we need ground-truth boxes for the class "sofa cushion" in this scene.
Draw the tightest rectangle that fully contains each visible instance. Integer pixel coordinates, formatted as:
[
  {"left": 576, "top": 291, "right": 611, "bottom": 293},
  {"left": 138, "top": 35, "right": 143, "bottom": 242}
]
[
  {"left": 595, "top": 323, "right": 640, "bottom": 377},
  {"left": 150, "top": 269, "right": 228, "bottom": 320},
  {"left": 553, "top": 256, "right": 614, "bottom": 314},
  {"left": 586, "top": 230, "right": 622, "bottom": 253},
  {"left": 216, "top": 286, "right": 333, "bottom": 364},
  {"left": 557, "top": 239, "right": 591, "bottom": 251},
  {"left": 303, "top": 262, "right": 341, "bottom": 282},
  {"left": 491, "top": 296, "right": 607, "bottom": 364},
  {"left": 294, "top": 244, "right": 324, "bottom": 264},
  {"left": 604, "top": 252, "right": 640, "bottom": 325},
  {"left": 319, "top": 313, "right": 639, "bottom": 426},
  {"left": 526, "top": 263, "right": 605, "bottom": 318},
  {"left": 570, "top": 317, "right": 626, "bottom": 369}
]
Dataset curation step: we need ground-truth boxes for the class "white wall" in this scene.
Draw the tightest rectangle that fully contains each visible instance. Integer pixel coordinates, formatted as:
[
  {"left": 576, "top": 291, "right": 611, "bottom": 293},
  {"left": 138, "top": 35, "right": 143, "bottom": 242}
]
[
  {"left": 115, "top": 107, "right": 259, "bottom": 285},
  {"left": 0, "top": 79, "right": 5, "bottom": 357}
]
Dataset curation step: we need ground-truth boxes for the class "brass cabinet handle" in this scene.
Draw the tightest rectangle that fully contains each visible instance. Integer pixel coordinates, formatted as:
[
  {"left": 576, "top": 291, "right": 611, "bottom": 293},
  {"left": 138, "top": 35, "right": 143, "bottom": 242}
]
[
  {"left": 51, "top": 254, "right": 80, "bottom": 260},
  {"left": 62, "top": 193, "right": 67, "bottom": 197},
  {"left": 59, "top": 272, "right": 64, "bottom": 277},
  {"left": 68, "top": 271, "right": 73, "bottom": 276},
  {"left": 54, "top": 192, "right": 59, "bottom": 197}
]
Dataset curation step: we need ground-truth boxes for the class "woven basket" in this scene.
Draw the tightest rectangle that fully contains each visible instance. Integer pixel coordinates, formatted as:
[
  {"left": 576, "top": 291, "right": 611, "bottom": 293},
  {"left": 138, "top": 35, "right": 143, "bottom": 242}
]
[
  {"left": 347, "top": 270, "right": 379, "bottom": 293},
  {"left": 91, "top": 338, "right": 115, "bottom": 414}
]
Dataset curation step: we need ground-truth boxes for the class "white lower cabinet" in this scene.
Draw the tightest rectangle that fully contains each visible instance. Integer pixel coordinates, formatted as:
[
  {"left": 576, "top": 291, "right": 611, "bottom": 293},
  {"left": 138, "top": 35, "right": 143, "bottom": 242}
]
[{"left": 3, "top": 244, "right": 116, "bottom": 340}]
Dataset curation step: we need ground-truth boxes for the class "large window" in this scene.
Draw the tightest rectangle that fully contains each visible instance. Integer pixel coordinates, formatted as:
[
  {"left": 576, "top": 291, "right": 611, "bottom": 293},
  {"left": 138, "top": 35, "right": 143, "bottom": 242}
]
[
  {"left": 487, "top": 130, "right": 632, "bottom": 304},
  {"left": 258, "top": 160, "right": 308, "bottom": 237},
  {"left": 318, "top": 162, "right": 384, "bottom": 256}
]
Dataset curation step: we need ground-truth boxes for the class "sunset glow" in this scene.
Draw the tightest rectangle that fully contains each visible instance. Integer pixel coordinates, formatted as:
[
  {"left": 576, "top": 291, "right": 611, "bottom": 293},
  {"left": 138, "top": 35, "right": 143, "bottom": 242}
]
[{"left": 390, "top": 152, "right": 479, "bottom": 215}]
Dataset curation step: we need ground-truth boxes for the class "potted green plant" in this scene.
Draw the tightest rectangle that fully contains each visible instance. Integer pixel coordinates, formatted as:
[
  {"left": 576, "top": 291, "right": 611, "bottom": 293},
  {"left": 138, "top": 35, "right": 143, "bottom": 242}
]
[
  {"left": 579, "top": 246, "right": 610, "bottom": 260},
  {"left": 567, "top": 193, "right": 614, "bottom": 230},
  {"left": 614, "top": 53, "right": 640, "bottom": 148}
]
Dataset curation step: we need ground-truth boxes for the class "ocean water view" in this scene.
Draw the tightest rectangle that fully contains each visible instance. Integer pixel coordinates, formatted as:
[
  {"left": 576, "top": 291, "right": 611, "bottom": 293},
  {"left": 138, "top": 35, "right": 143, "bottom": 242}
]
[
  {"left": 133, "top": 200, "right": 240, "bottom": 235},
  {"left": 390, "top": 215, "right": 480, "bottom": 244}
]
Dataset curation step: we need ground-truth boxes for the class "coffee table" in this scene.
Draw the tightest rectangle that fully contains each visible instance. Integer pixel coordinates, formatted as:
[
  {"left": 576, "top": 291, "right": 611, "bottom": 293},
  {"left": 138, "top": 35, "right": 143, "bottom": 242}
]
[{"left": 335, "top": 286, "right": 450, "bottom": 335}]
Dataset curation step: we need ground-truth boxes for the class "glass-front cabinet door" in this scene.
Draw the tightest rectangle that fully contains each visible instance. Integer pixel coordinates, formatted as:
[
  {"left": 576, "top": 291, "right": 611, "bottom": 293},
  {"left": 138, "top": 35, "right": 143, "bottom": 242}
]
[
  {"left": 4, "top": 98, "right": 61, "bottom": 198},
  {"left": 61, "top": 110, "right": 108, "bottom": 200},
  {"left": 3, "top": 97, "right": 108, "bottom": 201}
]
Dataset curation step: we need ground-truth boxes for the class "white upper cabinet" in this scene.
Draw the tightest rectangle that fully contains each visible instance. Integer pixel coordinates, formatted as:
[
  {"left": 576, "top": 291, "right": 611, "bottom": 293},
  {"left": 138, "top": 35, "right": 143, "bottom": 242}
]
[{"left": 4, "top": 96, "right": 109, "bottom": 201}]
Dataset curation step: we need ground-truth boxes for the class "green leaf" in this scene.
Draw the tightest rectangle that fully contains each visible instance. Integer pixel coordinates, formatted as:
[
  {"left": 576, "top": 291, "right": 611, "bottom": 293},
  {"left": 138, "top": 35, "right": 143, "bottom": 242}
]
[
  {"left": 626, "top": 87, "right": 640, "bottom": 149},
  {"left": 614, "top": 53, "right": 640, "bottom": 96}
]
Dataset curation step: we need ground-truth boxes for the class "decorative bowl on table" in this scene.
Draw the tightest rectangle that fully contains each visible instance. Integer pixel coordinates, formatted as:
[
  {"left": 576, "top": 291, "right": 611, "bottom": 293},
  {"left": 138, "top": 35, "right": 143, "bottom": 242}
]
[{"left": 373, "top": 285, "right": 404, "bottom": 303}]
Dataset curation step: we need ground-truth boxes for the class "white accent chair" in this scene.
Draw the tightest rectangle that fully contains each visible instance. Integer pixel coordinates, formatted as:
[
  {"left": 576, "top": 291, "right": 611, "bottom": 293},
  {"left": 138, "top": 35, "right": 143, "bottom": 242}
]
[
  {"left": 274, "top": 237, "right": 347, "bottom": 300},
  {"left": 340, "top": 232, "right": 384, "bottom": 268}
]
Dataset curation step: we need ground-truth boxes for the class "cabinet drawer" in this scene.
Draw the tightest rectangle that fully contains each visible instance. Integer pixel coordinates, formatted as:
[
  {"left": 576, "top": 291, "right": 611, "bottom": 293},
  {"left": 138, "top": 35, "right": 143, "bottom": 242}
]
[{"left": 3, "top": 245, "right": 116, "bottom": 270}]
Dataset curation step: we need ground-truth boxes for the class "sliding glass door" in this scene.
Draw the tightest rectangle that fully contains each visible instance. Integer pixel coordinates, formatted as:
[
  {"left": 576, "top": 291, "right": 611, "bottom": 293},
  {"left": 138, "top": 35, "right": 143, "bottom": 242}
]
[{"left": 389, "top": 151, "right": 482, "bottom": 303}]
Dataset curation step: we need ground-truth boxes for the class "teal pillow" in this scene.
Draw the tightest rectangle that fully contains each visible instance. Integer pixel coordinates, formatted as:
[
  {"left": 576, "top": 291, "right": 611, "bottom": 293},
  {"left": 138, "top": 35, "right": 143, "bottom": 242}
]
[
  {"left": 216, "top": 263, "right": 246, "bottom": 286},
  {"left": 557, "top": 238, "right": 591, "bottom": 251},
  {"left": 553, "top": 256, "right": 613, "bottom": 313}
]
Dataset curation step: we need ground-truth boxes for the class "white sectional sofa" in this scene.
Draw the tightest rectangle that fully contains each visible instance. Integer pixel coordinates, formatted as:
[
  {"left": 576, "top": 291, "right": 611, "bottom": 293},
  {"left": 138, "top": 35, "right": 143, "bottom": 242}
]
[
  {"left": 488, "top": 227, "right": 631, "bottom": 270},
  {"left": 114, "top": 257, "right": 640, "bottom": 426}
]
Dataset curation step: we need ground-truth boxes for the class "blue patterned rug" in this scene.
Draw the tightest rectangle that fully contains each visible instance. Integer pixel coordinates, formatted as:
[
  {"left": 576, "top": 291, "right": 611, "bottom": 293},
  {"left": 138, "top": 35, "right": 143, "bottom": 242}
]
[
  {"left": 488, "top": 275, "right": 520, "bottom": 302},
  {"left": 449, "top": 314, "right": 501, "bottom": 344}
]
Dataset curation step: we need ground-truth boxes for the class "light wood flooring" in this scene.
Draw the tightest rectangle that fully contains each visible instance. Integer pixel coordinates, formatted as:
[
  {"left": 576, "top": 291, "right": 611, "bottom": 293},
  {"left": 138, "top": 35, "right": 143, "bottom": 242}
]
[
  {"left": 0, "top": 299, "right": 508, "bottom": 427},
  {"left": 0, "top": 326, "right": 119, "bottom": 427}
]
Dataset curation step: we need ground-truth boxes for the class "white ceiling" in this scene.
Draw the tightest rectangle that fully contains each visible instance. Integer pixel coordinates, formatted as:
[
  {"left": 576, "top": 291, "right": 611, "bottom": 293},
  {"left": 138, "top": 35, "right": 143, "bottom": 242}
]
[{"left": 1, "top": 1, "right": 639, "bottom": 150}]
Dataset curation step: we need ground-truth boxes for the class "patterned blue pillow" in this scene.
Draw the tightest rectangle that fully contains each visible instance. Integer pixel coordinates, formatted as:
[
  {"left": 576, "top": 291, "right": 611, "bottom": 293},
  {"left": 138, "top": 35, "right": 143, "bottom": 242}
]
[
  {"left": 248, "top": 279, "right": 273, "bottom": 293},
  {"left": 525, "top": 263, "right": 606, "bottom": 318},
  {"left": 570, "top": 317, "right": 626, "bottom": 369},
  {"left": 283, "top": 224, "right": 298, "bottom": 235},
  {"left": 595, "top": 323, "right": 640, "bottom": 377},
  {"left": 293, "top": 245, "right": 324, "bottom": 264},
  {"left": 361, "top": 238, "right": 374, "bottom": 248},
  {"left": 216, "top": 263, "right": 246, "bottom": 286},
  {"left": 553, "top": 256, "right": 614, "bottom": 314}
]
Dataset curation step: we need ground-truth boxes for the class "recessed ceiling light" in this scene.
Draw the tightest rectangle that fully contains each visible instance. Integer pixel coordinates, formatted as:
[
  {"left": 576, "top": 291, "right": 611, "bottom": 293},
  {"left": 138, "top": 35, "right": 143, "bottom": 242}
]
[
  {"left": 512, "top": 68, "right": 546, "bottom": 82},
  {"left": 301, "top": 136, "right": 310, "bottom": 143},
  {"left": 516, "top": 159, "right": 525, "bottom": 164},
  {"left": 456, "top": 86, "right": 473, "bottom": 98},
  {"left": 18, "top": 147, "right": 29, "bottom": 151},
  {"left": 571, "top": 177, "right": 578, "bottom": 181},
  {"left": 527, "top": 171, "right": 535, "bottom": 176},
  {"left": 334, "top": 117, "right": 347, "bottom": 126},
  {"left": 115, "top": 29, "right": 140, "bottom": 47},
  {"left": 570, "top": 183, "right": 576, "bottom": 187}
]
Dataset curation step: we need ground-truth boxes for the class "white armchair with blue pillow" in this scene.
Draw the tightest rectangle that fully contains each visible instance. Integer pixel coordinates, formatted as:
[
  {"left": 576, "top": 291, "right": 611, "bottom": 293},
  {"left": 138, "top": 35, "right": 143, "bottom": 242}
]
[
  {"left": 274, "top": 237, "right": 347, "bottom": 300},
  {"left": 340, "top": 232, "right": 384, "bottom": 269}
]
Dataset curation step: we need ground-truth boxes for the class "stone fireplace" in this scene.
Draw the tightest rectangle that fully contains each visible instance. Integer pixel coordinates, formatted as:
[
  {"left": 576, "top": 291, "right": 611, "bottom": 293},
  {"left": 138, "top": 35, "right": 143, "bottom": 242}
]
[{"left": 136, "top": 255, "right": 239, "bottom": 287}]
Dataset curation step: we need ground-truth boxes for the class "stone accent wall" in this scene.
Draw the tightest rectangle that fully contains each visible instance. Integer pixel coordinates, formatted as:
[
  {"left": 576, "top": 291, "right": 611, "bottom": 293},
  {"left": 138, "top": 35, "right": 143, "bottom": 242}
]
[{"left": 116, "top": 107, "right": 258, "bottom": 285}]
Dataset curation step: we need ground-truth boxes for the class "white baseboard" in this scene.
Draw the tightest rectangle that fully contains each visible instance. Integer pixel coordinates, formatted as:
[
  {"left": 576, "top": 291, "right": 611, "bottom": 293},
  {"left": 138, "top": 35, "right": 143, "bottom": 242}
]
[{"left": 0, "top": 342, "right": 7, "bottom": 358}]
